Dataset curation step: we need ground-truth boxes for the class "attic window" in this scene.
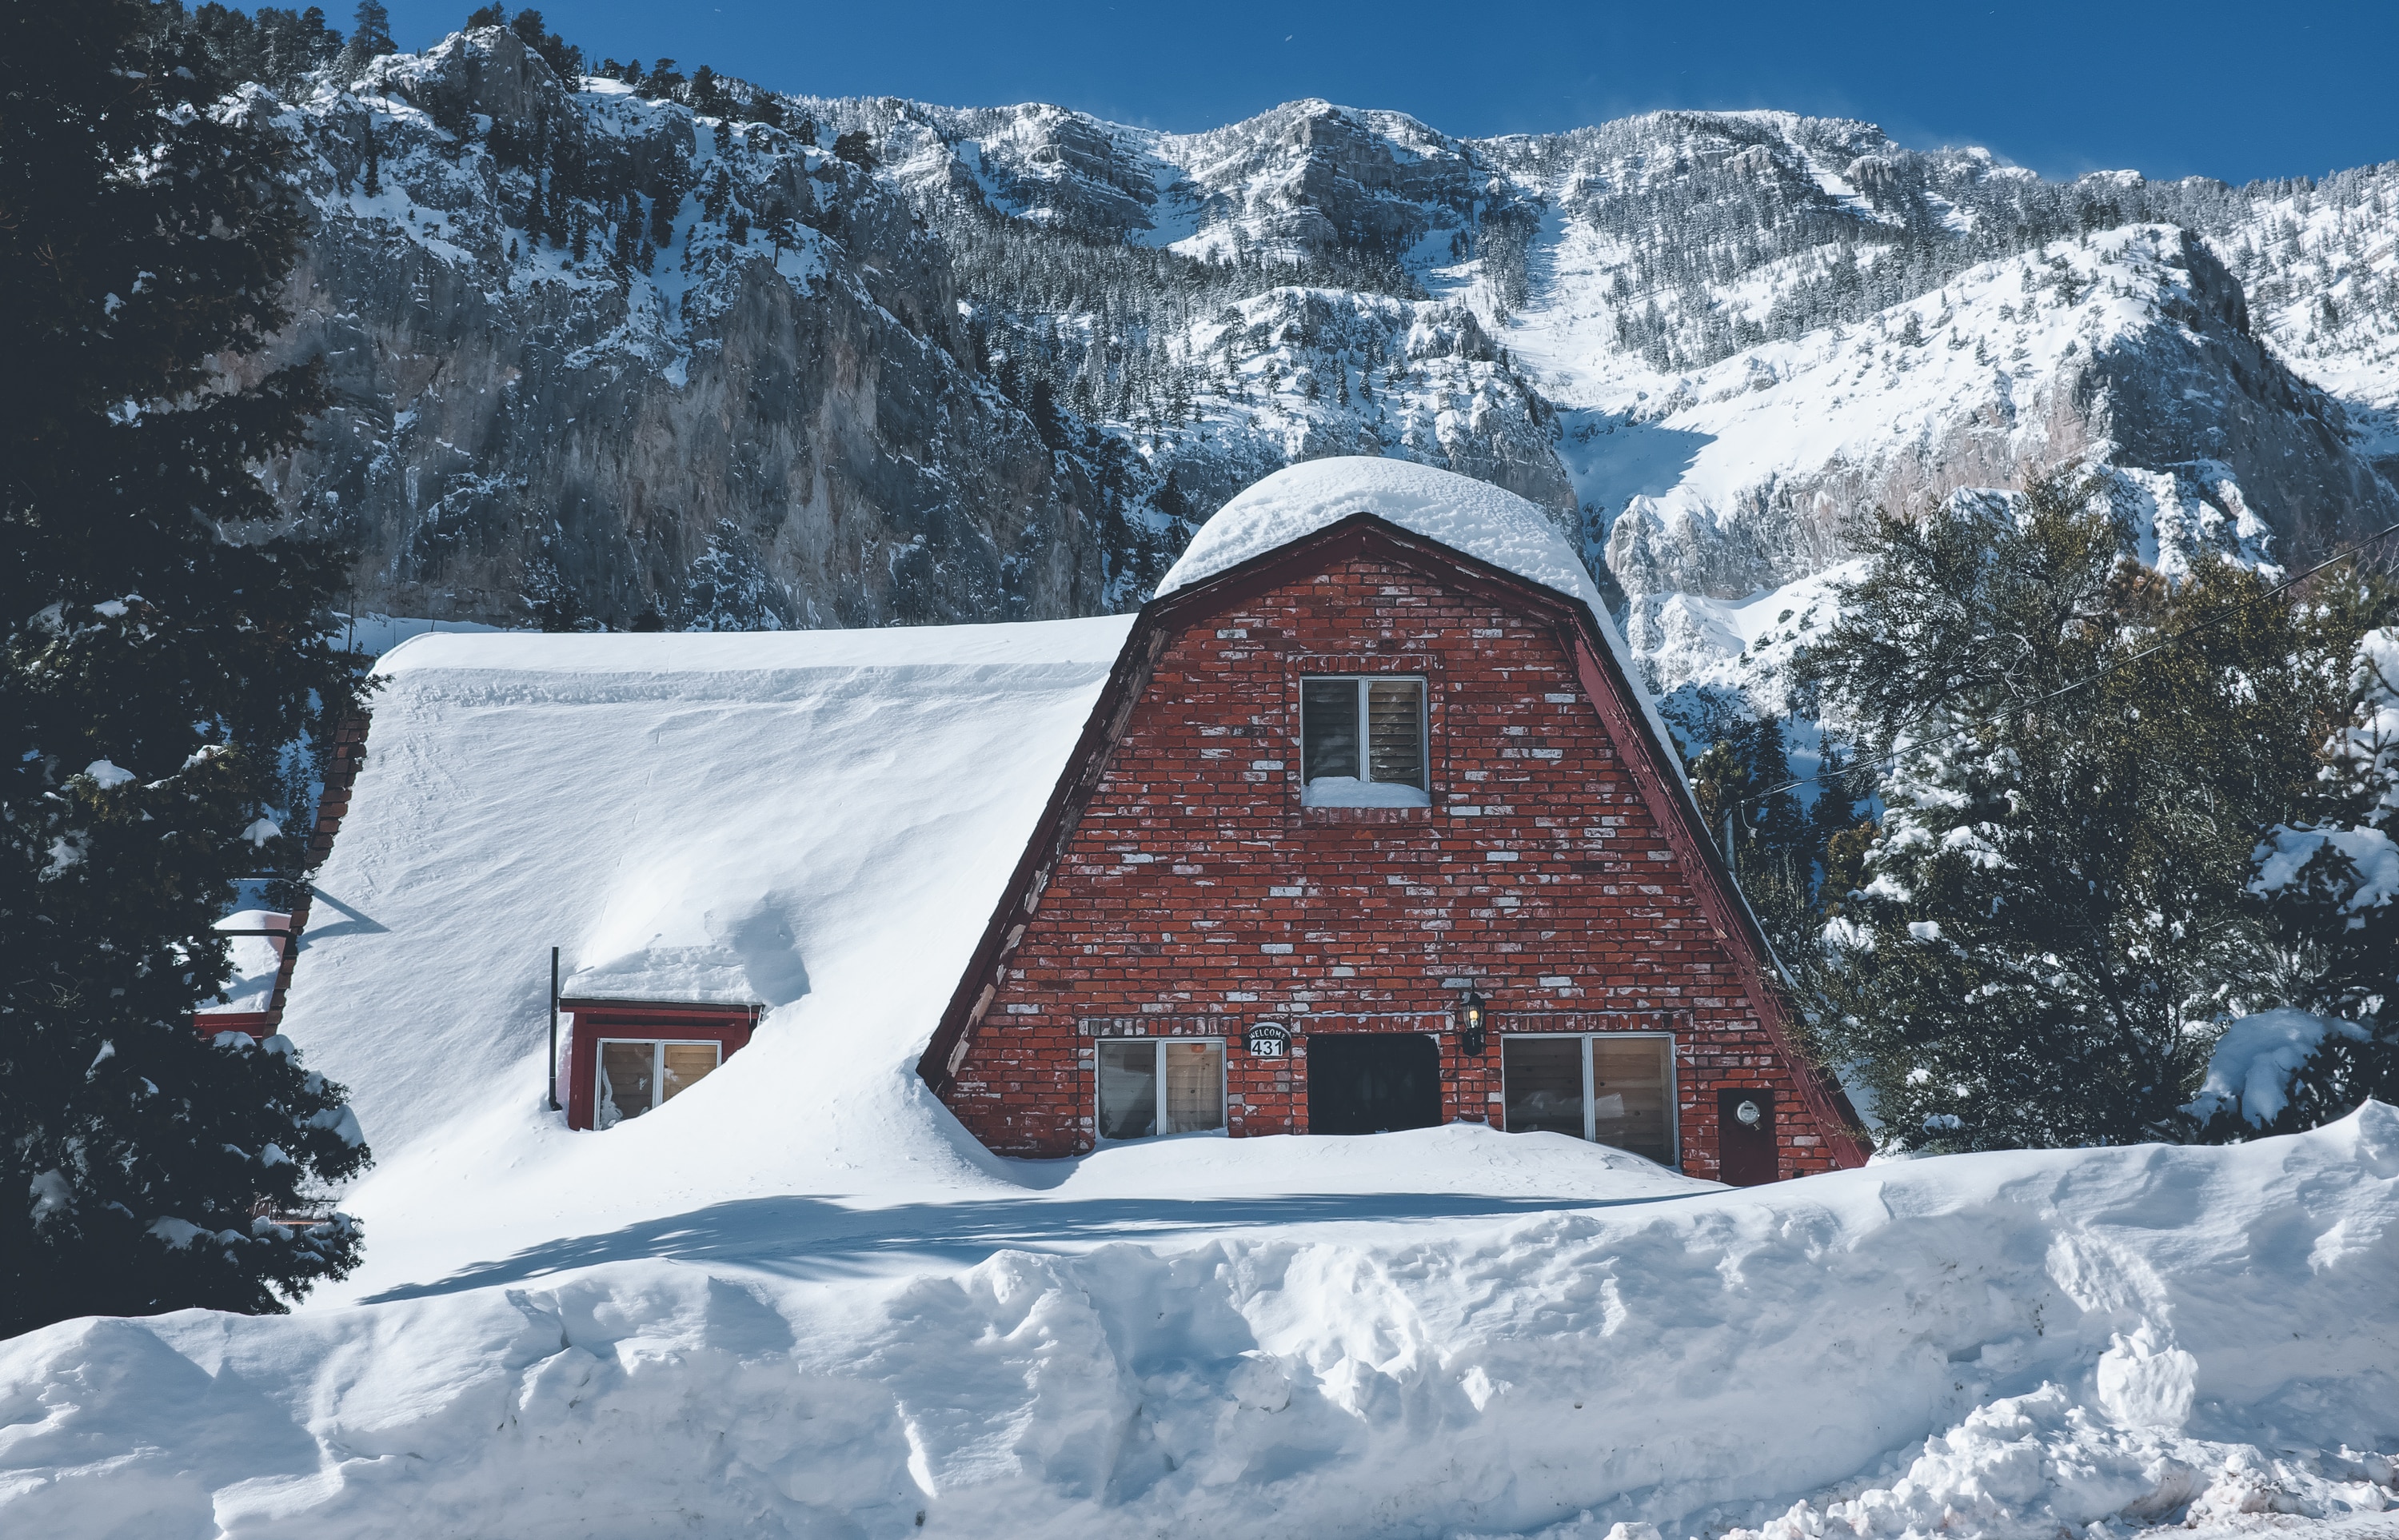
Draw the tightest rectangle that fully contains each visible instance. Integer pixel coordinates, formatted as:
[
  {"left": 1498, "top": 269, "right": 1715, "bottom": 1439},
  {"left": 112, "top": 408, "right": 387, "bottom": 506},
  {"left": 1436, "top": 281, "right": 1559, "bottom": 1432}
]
[
  {"left": 1301, "top": 676, "right": 1428, "bottom": 807},
  {"left": 595, "top": 1039, "right": 722, "bottom": 1128}
]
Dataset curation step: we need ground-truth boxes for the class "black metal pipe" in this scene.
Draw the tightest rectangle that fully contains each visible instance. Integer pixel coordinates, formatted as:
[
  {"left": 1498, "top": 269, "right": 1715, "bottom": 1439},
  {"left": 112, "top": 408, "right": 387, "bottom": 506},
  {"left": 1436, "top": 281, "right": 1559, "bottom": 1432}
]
[{"left": 548, "top": 947, "right": 561, "bottom": 1111}]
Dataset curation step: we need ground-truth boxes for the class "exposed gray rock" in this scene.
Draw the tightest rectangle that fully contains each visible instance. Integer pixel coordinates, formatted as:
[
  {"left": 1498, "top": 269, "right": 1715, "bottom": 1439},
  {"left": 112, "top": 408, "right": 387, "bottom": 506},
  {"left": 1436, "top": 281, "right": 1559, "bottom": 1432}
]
[{"left": 255, "top": 30, "right": 1102, "bottom": 629}]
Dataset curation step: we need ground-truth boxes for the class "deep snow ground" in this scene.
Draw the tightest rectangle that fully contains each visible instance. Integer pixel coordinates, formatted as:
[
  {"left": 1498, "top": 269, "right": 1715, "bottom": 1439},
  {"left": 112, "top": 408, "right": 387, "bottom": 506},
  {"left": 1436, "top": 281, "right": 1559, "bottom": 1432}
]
[{"left": 3, "top": 1110, "right": 2394, "bottom": 1539}]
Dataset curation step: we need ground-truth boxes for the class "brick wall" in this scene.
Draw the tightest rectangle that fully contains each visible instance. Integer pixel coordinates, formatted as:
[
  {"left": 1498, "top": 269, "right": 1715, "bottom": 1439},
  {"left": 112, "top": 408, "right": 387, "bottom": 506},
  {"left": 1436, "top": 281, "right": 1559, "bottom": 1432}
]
[
  {"left": 940, "top": 553, "right": 1847, "bottom": 1180},
  {"left": 251, "top": 712, "right": 373, "bottom": 1023}
]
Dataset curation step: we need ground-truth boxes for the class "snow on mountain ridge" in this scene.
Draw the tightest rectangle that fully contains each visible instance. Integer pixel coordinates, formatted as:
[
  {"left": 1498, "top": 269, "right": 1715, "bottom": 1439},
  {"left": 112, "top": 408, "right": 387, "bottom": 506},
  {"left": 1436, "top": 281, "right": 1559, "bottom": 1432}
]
[{"left": 213, "top": 26, "right": 2399, "bottom": 658}]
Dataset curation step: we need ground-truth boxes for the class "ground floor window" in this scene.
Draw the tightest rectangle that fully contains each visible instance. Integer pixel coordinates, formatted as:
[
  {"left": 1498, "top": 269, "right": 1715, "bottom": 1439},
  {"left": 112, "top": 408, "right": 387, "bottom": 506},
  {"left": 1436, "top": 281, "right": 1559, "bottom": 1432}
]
[
  {"left": 596, "top": 1039, "right": 723, "bottom": 1128},
  {"left": 1501, "top": 1034, "right": 1675, "bottom": 1163},
  {"left": 1097, "top": 1038, "right": 1225, "bottom": 1139}
]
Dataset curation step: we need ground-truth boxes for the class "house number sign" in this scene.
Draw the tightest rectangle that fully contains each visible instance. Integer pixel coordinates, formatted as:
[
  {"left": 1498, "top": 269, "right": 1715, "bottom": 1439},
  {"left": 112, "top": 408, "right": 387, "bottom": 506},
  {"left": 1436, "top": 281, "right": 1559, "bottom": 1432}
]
[{"left": 1245, "top": 1022, "right": 1291, "bottom": 1058}]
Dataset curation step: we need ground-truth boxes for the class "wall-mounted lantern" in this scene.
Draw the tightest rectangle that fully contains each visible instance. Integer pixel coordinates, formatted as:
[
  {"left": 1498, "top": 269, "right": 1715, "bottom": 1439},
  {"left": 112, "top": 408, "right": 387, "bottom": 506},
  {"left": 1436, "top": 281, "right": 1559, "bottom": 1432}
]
[{"left": 1455, "top": 986, "right": 1487, "bottom": 1056}]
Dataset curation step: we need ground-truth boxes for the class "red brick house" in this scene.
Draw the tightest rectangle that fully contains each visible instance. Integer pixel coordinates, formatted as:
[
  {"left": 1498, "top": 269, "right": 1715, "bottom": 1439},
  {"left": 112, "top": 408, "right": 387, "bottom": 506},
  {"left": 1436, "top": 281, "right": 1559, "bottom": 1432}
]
[
  {"left": 281, "top": 459, "right": 1863, "bottom": 1183},
  {"left": 920, "top": 461, "right": 1866, "bottom": 1183}
]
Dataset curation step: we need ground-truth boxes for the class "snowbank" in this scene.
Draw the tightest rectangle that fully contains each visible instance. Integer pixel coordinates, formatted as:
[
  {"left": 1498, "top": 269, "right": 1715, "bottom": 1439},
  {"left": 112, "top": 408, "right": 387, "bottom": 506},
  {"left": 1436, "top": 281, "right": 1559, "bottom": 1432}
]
[
  {"left": 2, "top": 1107, "right": 2392, "bottom": 1538},
  {"left": 198, "top": 908, "right": 289, "bottom": 1015}
]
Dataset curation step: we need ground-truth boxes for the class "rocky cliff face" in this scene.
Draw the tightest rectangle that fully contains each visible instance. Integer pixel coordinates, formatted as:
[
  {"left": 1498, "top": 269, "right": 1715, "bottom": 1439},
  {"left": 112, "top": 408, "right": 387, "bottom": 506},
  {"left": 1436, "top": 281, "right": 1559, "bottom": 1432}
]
[
  {"left": 232, "top": 34, "right": 2399, "bottom": 651},
  {"left": 255, "top": 30, "right": 1104, "bottom": 629}
]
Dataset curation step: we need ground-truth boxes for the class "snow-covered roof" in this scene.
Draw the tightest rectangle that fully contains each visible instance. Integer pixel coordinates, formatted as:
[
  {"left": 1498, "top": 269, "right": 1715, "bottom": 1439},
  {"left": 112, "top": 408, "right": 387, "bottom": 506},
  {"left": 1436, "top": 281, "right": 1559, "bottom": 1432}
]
[
  {"left": 1160, "top": 457, "right": 1686, "bottom": 787},
  {"left": 198, "top": 909, "right": 289, "bottom": 1015},
  {"left": 1157, "top": 456, "right": 1605, "bottom": 606},
  {"left": 278, "top": 617, "right": 1132, "bottom": 1179}
]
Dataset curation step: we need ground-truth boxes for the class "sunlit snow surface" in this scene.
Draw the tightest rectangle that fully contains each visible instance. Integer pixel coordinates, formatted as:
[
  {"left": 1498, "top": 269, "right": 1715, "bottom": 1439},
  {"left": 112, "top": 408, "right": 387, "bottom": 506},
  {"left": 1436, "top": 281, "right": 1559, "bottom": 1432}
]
[
  {"left": 2, "top": 1114, "right": 2393, "bottom": 1538},
  {"left": 6, "top": 610, "right": 2399, "bottom": 1535}
]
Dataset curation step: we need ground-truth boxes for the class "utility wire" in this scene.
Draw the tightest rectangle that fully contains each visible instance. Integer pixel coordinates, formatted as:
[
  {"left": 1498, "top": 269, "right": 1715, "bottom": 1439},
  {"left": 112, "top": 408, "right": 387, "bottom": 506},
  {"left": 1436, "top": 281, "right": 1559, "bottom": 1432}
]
[{"left": 1731, "top": 516, "right": 2399, "bottom": 810}]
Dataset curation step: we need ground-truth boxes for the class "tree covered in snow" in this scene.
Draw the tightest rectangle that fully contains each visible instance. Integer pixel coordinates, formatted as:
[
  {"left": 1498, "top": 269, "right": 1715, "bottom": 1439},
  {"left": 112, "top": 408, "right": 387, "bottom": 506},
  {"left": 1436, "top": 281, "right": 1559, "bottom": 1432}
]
[
  {"left": 2, "top": 0, "right": 371, "bottom": 1334},
  {"left": 1791, "top": 469, "right": 2393, "bottom": 1151},
  {"left": 2193, "top": 631, "right": 2399, "bottom": 1136}
]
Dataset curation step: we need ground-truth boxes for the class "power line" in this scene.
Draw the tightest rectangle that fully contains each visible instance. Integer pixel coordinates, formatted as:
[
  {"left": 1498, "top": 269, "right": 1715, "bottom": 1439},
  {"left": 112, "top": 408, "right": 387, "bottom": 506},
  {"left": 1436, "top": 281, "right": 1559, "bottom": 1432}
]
[{"left": 1731, "top": 516, "right": 2399, "bottom": 810}]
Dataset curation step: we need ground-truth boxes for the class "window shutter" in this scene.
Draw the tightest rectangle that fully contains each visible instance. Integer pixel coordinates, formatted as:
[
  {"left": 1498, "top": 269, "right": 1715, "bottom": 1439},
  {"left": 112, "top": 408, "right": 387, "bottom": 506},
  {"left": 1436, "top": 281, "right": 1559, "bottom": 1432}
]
[{"left": 1367, "top": 680, "right": 1425, "bottom": 788}]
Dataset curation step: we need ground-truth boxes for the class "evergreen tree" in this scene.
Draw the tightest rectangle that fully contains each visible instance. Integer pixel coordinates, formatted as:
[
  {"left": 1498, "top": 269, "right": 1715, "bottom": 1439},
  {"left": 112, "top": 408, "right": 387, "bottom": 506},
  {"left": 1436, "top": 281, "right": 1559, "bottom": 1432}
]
[
  {"left": 1742, "top": 716, "right": 1809, "bottom": 876},
  {"left": 1795, "top": 469, "right": 2385, "bottom": 1151},
  {"left": 832, "top": 130, "right": 877, "bottom": 170},
  {"left": 2, "top": 0, "right": 372, "bottom": 1335},
  {"left": 507, "top": 9, "right": 582, "bottom": 84},
  {"left": 337, "top": 0, "right": 391, "bottom": 77},
  {"left": 2198, "top": 631, "right": 2399, "bottom": 1135}
]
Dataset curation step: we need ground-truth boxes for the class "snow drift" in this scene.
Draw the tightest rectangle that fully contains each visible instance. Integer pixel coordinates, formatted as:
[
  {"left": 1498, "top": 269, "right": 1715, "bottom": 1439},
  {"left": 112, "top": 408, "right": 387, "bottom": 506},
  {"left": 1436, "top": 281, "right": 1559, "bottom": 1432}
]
[
  {"left": 270, "top": 615, "right": 1134, "bottom": 1295},
  {"left": 2, "top": 1108, "right": 2393, "bottom": 1537}
]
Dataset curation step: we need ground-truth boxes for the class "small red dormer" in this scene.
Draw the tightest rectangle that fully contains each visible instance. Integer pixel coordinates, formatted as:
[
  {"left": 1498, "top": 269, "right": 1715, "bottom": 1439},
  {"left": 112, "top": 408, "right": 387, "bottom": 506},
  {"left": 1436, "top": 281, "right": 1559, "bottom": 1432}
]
[{"left": 558, "top": 999, "right": 762, "bottom": 1131}]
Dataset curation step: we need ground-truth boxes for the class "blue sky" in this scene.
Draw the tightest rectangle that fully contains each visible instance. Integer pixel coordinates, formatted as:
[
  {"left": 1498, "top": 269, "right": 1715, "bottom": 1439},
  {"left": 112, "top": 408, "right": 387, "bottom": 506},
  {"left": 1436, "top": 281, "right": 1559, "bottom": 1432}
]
[{"left": 378, "top": 1, "right": 2397, "bottom": 185}]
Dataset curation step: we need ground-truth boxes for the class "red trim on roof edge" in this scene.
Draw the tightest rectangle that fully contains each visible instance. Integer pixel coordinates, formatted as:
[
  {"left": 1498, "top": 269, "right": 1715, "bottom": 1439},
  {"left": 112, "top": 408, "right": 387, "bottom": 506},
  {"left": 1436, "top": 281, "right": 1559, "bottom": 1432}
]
[{"left": 916, "top": 511, "right": 1870, "bottom": 1168}]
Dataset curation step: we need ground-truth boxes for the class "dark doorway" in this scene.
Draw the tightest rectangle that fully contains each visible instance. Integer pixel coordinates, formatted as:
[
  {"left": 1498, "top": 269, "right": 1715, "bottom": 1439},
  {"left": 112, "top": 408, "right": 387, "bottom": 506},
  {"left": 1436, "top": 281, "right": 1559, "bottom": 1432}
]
[
  {"left": 1307, "top": 1033, "right": 1442, "bottom": 1134},
  {"left": 1716, "top": 1087, "right": 1778, "bottom": 1185}
]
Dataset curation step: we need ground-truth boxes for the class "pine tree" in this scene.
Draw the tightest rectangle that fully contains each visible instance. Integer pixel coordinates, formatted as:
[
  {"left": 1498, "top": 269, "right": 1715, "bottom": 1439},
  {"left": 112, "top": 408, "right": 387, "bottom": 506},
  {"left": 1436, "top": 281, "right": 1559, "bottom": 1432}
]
[
  {"left": 508, "top": 9, "right": 583, "bottom": 83},
  {"left": 1795, "top": 469, "right": 2386, "bottom": 1151},
  {"left": 337, "top": 0, "right": 391, "bottom": 78},
  {"left": 2199, "top": 617, "right": 2399, "bottom": 1136},
  {"left": 3, "top": 0, "right": 372, "bottom": 1335}
]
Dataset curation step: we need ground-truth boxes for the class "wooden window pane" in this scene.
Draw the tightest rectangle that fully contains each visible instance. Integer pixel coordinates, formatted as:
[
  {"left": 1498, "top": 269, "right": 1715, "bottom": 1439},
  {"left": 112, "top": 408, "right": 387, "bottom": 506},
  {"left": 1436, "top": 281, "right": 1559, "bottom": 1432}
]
[
  {"left": 1591, "top": 1038, "right": 1673, "bottom": 1162},
  {"left": 1503, "top": 1037, "right": 1585, "bottom": 1136},
  {"left": 1302, "top": 679, "right": 1359, "bottom": 782},
  {"left": 1097, "top": 1040, "right": 1158, "bottom": 1140},
  {"left": 1161, "top": 1041, "right": 1224, "bottom": 1133},
  {"left": 1367, "top": 680, "right": 1424, "bottom": 787},
  {"left": 661, "top": 1043, "right": 720, "bottom": 1103},
  {"left": 598, "top": 1040, "right": 655, "bottom": 1126}
]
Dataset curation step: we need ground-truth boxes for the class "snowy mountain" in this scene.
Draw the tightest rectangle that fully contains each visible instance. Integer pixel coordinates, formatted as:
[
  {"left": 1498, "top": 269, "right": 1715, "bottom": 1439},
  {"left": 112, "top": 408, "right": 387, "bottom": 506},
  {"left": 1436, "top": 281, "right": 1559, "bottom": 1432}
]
[
  {"left": 227, "top": 31, "right": 2399, "bottom": 657},
  {"left": 249, "top": 30, "right": 1117, "bottom": 629}
]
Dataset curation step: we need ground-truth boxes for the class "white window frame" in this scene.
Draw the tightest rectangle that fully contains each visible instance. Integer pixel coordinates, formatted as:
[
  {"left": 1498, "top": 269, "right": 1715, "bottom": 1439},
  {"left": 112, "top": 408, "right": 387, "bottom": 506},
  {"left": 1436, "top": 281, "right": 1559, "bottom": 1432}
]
[
  {"left": 594, "top": 1036, "right": 724, "bottom": 1123},
  {"left": 1499, "top": 1031, "right": 1679, "bottom": 1166},
  {"left": 1299, "top": 674, "right": 1429, "bottom": 799},
  {"left": 1093, "top": 1036, "right": 1229, "bottom": 1142}
]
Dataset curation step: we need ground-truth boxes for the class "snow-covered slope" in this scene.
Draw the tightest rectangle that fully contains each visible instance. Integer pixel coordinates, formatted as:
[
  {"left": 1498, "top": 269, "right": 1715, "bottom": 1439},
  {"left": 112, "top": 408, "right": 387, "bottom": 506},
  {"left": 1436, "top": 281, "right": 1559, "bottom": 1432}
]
[
  {"left": 274, "top": 616, "right": 1133, "bottom": 1293},
  {"left": 807, "top": 90, "right": 2397, "bottom": 697},
  {"left": 3, "top": 1108, "right": 2393, "bottom": 1537},
  {"left": 245, "top": 28, "right": 1124, "bottom": 629},
  {"left": 1521, "top": 224, "right": 2391, "bottom": 690},
  {"left": 226, "top": 26, "right": 2399, "bottom": 651}
]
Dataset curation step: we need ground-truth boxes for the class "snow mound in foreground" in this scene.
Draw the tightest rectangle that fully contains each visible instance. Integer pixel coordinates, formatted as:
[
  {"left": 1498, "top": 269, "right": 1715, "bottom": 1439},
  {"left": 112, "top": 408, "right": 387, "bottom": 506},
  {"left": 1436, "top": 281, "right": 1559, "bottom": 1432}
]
[{"left": 3, "top": 1107, "right": 2393, "bottom": 1538}]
